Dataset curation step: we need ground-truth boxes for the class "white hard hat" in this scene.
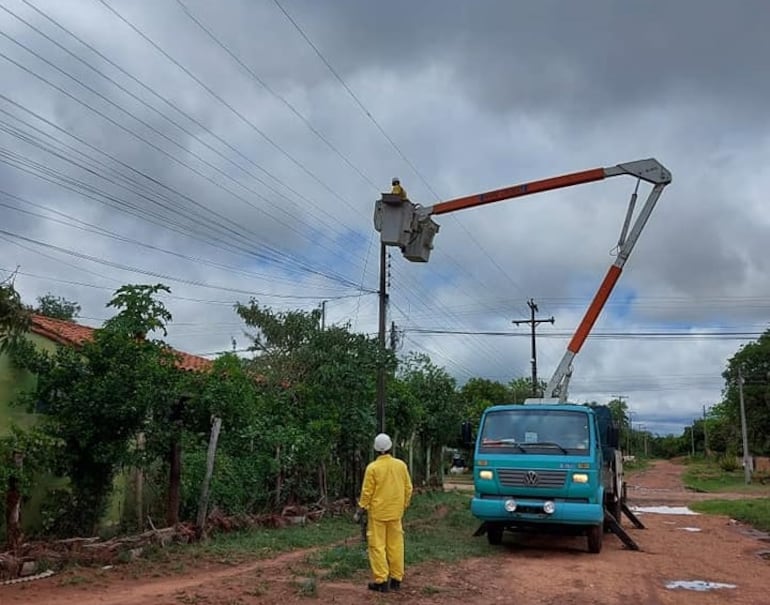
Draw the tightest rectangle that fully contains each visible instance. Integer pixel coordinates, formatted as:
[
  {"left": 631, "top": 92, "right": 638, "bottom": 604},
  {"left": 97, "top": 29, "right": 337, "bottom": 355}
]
[{"left": 374, "top": 433, "right": 393, "bottom": 452}]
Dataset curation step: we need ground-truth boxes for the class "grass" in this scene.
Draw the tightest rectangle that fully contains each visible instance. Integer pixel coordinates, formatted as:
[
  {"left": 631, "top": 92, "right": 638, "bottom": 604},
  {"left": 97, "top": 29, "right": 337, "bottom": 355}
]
[
  {"left": 309, "top": 491, "right": 495, "bottom": 580},
  {"left": 623, "top": 457, "right": 651, "bottom": 474},
  {"left": 137, "top": 490, "right": 478, "bottom": 577},
  {"left": 682, "top": 460, "right": 770, "bottom": 494},
  {"left": 691, "top": 499, "right": 770, "bottom": 533},
  {"left": 444, "top": 472, "right": 473, "bottom": 483}
]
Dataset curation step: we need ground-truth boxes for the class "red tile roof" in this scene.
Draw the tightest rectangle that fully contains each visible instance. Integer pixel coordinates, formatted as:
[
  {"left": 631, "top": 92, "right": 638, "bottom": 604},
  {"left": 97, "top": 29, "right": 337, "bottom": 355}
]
[{"left": 29, "top": 314, "right": 212, "bottom": 373}]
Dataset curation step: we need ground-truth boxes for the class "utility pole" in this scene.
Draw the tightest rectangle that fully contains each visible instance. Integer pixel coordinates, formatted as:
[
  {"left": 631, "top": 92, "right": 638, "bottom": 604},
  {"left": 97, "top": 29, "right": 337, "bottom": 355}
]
[
  {"left": 512, "top": 299, "right": 554, "bottom": 397},
  {"left": 320, "top": 300, "right": 327, "bottom": 331},
  {"left": 703, "top": 404, "right": 709, "bottom": 456},
  {"left": 390, "top": 321, "right": 398, "bottom": 350},
  {"left": 738, "top": 366, "right": 752, "bottom": 484},
  {"left": 690, "top": 423, "right": 695, "bottom": 457},
  {"left": 376, "top": 244, "right": 388, "bottom": 434}
]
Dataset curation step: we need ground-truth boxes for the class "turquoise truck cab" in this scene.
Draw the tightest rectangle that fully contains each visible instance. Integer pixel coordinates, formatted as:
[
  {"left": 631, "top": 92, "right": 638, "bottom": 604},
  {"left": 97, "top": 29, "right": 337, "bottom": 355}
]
[{"left": 466, "top": 402, "right": 621, "bottom": 553}]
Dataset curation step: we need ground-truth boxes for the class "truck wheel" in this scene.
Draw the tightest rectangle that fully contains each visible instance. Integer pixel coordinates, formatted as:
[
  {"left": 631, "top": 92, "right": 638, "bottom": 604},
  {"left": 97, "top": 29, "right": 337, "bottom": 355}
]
[
  {"left": 587, "top": 524, "right": 603, "bottom": 553},
  {"left": 487, "top": 523, "right": 504, "bottom": 545}
]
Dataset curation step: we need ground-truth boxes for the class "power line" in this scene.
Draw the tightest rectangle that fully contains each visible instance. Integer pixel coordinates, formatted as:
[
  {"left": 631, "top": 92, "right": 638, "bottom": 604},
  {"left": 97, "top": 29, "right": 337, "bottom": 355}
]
[
  {"left": 0, "top": 99, "right": 364, "bottom": 288},
  {"left": 268, "top": 0, "right": 534, "bottom": 322},
  {"left": 96, "top": 0, "right": 362, "bottom": 215},
  {"left": 173, "top": 0, "right": 379, "bottom": 192},
  {"left": 270, "top": 0, "right": 439, "bottom": 202},
  {"left": 0, "top": 191, "right": 372, "bottom": 293},
  {"left": 8, "top": 0, "right": 364, "bottom": 255},
  {"left": 2, "top": 266, "right": 363, "bottom": 304},
  {"left": 0, "top": 143, "right": 350, "bottom": 287},
  {"left": 0, "top": 228, "right": 369, "bottom": 298},
  {"left": 404, "top": 327, "right": 764, "bottom": 340},
  {"left": 18, "top": 0, "right": 364, "bottom": 231},
  {"left": 0, "top": 31, "right": 358, "bottom": 267}
]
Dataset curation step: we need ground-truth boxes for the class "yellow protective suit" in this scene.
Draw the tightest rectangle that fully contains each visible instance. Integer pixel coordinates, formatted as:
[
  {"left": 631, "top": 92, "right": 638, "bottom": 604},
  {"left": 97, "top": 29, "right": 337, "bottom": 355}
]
[
  {"left": 391, "top": 183, "right": 408, "bottom": 200},
  {"left": 358, "top": 453, "right": 413, "bottom": 583}
]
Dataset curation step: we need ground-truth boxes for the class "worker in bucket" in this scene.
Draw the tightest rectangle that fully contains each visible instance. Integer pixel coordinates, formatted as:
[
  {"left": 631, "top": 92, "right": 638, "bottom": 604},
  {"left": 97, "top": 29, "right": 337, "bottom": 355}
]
[
  {"left": 391, "top": 177, "right": 408, "bottom": 200},
  {"left": 355, "top": 432, "right": 413, "bottom": 593}
]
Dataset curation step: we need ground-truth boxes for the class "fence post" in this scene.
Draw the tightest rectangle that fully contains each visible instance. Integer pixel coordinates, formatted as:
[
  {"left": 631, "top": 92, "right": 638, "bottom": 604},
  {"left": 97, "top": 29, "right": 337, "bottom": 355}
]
[{"left": 196, "top": 416, "right": 223, "bottom": 538}]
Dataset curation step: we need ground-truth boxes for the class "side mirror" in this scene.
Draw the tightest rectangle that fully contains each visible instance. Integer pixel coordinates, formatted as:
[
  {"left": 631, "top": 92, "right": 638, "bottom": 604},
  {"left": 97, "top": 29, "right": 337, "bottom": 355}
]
[
  {"left": 461, "top": 421, "right": 474, "bottom": 447},
  {"left": 607, "top": 426, "right": 620, "bottom": 449}
]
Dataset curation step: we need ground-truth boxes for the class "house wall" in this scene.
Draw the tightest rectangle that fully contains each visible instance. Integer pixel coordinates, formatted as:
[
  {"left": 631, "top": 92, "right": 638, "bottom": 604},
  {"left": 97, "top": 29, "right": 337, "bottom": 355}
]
[{"left": 0, "top": 332, "right": 56, "bottom": 436}]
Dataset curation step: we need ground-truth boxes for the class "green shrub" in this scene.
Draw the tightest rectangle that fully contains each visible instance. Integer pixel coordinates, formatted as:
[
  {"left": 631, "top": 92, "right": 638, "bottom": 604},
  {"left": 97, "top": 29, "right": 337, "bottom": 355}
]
[{"left": 719, "top": 455, "right": 739, "bottom": 472}]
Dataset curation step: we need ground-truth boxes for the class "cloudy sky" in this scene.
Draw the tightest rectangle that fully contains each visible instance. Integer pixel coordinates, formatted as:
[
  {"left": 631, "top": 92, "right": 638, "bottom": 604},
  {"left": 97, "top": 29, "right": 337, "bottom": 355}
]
[{"left": 2, "top": 0, "right": 768, "bottom": 436}]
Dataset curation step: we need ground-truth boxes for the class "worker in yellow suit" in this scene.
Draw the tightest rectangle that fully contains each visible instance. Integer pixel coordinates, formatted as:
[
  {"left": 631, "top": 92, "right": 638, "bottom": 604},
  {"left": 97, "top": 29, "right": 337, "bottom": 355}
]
[
  {"left": 391, "top": 177, "right": 408, "bottom": 200},
  {"left": 356, "top": 433, "right": 413, "bottom": 592}
]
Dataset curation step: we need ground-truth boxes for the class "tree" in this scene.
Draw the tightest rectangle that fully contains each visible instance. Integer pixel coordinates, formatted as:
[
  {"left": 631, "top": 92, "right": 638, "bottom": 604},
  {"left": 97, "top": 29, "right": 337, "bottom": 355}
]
[
  {"left": 459, "top": 377, "right": 512, "bottom": 430},
  {"left": 606, "top": 398, "right": 629, "bottom": 428},
  {"left": 35, "top": 294, "right": 81, "bottom": 321},
  {"left": 509, "top": 377, "right": 545, "bottom": 403},
  {"left": 235, "top": 300, "right": 385, "bottom": 505},
  {"left": 720, "top": 331, "right": 770, "bottom": 455},
  {"left": 0, "top": 277, "right": 30, "bottom": 354},
  {"left": 8, "top": 284, "right": 183, "bottom": 534},
  {"left": 400, "top": 353, "right": 460, "bottom": 486},
  {"left": 105, "top": 284, "right": 172, "bottom": 337}
]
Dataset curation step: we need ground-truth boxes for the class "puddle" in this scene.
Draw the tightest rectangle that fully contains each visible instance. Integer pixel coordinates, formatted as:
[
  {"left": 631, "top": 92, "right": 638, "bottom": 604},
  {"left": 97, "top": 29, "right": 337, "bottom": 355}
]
[
  {"left": 677, "top": 527, "right": 702, "bottom": 532},
  {"left": 666, "top": 580, "right": 736, "bottom": 592},
  {"left": 631, "top": 505, "right": 699, "bottom": 515}
]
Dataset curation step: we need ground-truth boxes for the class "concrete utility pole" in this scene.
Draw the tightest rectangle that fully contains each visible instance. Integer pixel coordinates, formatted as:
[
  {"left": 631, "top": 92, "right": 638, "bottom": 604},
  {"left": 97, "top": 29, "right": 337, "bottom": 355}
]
[
  {"left": 512, "top": 299, "right": 554, "bottom": 396},
  {"left": 376, "top": 244, "right": 388, "bottom": 434},
  {"left": 320, "top": 300, "right": 327, "bottom": 331},
  {"left": 703, "top": 404, "right": 709, "bottom": 456},
  {"left": 738, "top": 366, "right": 752, "bottom": 484},
  {"left": 690, "top": 423, "right": 695, "bottom": 457}
]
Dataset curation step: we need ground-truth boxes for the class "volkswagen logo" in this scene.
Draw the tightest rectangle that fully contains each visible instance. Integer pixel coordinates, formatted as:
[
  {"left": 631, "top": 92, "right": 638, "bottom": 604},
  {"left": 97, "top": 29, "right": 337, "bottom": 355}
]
[{"left": 525, "top": 470, "right": 539, "bottom": 485}]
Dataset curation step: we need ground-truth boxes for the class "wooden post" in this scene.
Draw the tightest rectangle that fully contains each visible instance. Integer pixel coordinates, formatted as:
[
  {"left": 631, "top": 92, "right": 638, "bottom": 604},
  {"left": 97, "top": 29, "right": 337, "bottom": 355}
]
[
  {"left": 135, "top": 432, "right": 145, "bottom": 531},
  {"left": 5, "top": 451, "right": 24, "bottom": 551},
  {"left": 196, "top": 416, "right": 222, "bottom": 538}
]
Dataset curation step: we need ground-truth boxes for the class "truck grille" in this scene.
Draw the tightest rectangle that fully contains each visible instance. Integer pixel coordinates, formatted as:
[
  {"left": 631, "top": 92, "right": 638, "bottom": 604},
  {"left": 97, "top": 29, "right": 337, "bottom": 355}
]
[{"left": 497, "top": 469, "right": 567, "bottom": 488}]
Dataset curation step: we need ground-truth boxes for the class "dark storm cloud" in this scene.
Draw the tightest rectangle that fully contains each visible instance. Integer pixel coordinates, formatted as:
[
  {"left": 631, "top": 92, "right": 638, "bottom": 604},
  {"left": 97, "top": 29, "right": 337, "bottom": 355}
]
[
  {"left": 1, "top": 0, "right": 768, "bottom": 435},
  {"left": 259, "top": 0, "right": 770, "bottom": 117}
]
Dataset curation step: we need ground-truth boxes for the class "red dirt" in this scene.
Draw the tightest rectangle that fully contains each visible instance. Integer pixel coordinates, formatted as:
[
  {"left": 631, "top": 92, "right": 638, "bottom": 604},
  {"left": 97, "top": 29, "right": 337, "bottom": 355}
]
[{"left": 3, "top": 460, "right": 769, "bottom": 605}]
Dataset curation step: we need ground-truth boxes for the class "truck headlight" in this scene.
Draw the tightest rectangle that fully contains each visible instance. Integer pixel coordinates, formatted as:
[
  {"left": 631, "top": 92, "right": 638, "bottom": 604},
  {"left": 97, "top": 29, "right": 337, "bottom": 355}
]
[
  {"left": 479, "top": 470, "right": 493, "bottom": 480},
  {"left": 543, "top": 501, "right": 556, "bottom": 514},
  {"left": 504, "top": 499, "right": 517, "bottom": 512},
  {"left": 572, "top": 473, "right": 589, "bottom": 484}
]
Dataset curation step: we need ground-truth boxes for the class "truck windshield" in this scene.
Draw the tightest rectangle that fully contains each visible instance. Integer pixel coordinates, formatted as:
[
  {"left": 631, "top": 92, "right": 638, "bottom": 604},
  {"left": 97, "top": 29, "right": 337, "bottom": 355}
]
[{"left": 479, "top": 409, "right": 589, "bottom": 455}]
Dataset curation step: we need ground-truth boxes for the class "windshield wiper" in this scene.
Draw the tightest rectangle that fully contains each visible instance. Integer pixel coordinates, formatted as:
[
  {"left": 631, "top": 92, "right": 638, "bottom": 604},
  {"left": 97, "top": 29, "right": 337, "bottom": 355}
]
[
  {"left": 519, "top": 442, "right": 569, "bottom": 454},
  {"left": 481, "top": 438, "right": 525, "bottom": 452}
]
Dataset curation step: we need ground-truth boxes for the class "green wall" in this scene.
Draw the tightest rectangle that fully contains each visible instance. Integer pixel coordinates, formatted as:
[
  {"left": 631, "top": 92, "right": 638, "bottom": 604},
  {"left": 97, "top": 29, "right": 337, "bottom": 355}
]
[{"left": 0, "top": 332, "right": 56, "bottom": 436}]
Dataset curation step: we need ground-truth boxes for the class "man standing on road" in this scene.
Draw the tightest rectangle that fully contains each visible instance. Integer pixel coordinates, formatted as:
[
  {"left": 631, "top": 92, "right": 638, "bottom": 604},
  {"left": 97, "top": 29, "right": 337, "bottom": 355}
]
[{"left": 356, "top": 432, "right": 413, "bottom": 593}]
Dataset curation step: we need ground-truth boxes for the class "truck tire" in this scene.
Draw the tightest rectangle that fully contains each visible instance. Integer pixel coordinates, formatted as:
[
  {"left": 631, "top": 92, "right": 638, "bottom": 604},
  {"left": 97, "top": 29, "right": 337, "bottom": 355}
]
[
  {"left": 587, "top": 524, "right": 603, "bottom": 554},
  {"left": 487, "top": 523, "right": 504, "bottom": 545}
]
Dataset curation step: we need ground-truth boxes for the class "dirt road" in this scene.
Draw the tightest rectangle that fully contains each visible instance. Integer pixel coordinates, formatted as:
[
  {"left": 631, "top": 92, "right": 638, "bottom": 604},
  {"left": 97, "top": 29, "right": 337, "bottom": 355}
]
[{"left": 3, "top": 460, "right": 769, "bottom": 604}]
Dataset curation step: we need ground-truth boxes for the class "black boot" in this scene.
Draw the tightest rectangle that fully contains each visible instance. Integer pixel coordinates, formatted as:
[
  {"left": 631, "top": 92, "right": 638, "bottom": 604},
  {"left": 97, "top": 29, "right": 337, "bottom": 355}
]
[
  {"left": 389, "top": 578, "right": 401, "bottom": 591},
  {"left": 368, "top": 581, "right": 389, "bottom": 592}
]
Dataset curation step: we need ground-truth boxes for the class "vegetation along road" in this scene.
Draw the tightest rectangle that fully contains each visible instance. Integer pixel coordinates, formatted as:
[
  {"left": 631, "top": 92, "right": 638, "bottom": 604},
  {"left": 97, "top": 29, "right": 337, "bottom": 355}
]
[{"left": 2, "top": 459, "right": 768, "bottom": 605}]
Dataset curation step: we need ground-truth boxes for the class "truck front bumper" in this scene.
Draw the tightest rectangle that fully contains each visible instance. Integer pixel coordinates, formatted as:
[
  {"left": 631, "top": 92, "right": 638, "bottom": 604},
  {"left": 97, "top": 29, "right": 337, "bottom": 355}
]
[{"left": 471, "top": 496, "right": 603, "bottom": 526}]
